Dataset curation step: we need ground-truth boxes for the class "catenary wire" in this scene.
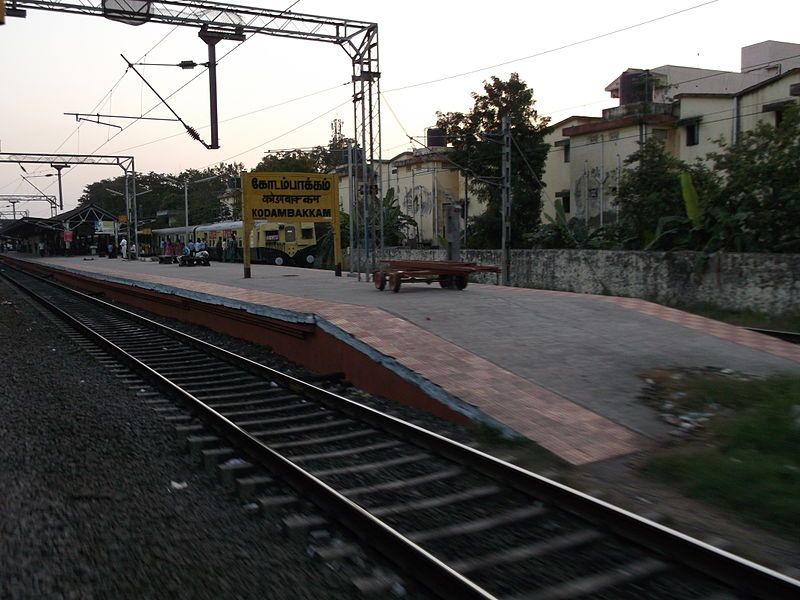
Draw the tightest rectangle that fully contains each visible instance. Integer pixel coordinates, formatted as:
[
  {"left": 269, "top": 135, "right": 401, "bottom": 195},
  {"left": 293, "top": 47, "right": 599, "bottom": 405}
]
[{"left": 382, "top": 0, "right": 720, "bottom": 94}]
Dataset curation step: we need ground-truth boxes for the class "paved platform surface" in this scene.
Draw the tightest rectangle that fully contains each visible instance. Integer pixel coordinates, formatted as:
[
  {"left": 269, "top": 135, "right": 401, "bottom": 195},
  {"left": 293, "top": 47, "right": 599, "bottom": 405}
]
[{"left": 15, "top": 255, "right": 800, "bottom": 465}]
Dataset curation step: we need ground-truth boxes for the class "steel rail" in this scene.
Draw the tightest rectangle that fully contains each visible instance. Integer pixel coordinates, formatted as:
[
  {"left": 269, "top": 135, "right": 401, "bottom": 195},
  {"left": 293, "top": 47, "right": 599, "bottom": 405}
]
[
  {"left": 3, "top": 259, "right": 799, "bottom": 599},
  {"left": 745, "top": 326, "right": 800, "bottom": 344}
]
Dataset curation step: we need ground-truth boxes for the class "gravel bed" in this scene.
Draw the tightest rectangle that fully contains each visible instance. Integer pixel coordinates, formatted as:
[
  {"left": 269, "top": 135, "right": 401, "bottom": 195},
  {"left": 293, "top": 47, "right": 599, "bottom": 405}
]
[{"left": 0, "top": 279, "right": 358, "bottom": 600}]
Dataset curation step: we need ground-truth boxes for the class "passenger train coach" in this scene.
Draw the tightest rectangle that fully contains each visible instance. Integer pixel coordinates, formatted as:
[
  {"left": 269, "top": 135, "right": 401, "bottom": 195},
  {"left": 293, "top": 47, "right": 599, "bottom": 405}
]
[{"left": 150, "top": 220, "right": 317, "bottom": 267}]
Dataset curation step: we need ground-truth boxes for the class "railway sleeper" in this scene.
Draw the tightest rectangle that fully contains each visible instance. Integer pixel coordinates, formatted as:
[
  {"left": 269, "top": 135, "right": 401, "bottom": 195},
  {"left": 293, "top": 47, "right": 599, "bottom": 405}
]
[
  {"left": 315, "top": 504, "right": 548, "bottom": 562},
  {"left": 257, "top": 494, "right": 302, "bottom": 512},
  {"left": 451, "top": 529, "right": 602, "bottom": 575},
  {"left": 237, "top": 408, "right": 333, "bottom": 428},
  {"left": 236, "top": 474, "right": 275, "bottom": 500},
  {"left": 198, "top": 388, "right": 293, "bottom": 403},
  {"left": 269, "top": 428, "right": 377, "bottom": 450},
  {"left": 251, "top": 418, "right": 354, "bottom": 438},
  {"left": 206, "top": 393, "right": 301, "bottom": 410},
  {"left": 186, "top": 435, "right": 221, "bottom": 464},
  {"left": 162, "top": 414, "right": 193, "bottom": 424},
  {"left": 351, "top": 573, "right": 404, "bottom": 597},
  {"left": 217, "top": 460, "right": 256, "bottom": 492},
  {"left": 202, "top": 447, "right": 236, "bottom": 474},
  {"left": 513, "top": 557, "right": 668, "bottom": 600},
  {"left": 288, "top": 440, "right": 403, "bottom": 463},
  {"left": 219, "top": 401, "right": 309, "bottom": 419},
  {"left": 282, "top": 513, "right": 328, "bottom": 540},
  {"left": 369, "top": 484, "right": 501, "bottom": 518},
  {"left": 174, "top": 423, "right": 205, "bottom": 442}
]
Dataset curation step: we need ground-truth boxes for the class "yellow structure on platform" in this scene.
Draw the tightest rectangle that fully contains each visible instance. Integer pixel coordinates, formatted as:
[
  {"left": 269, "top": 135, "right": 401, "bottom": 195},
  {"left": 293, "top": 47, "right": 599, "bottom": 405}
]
[{"left": 241, "top": 171, "right": 341, "bottom": 277}]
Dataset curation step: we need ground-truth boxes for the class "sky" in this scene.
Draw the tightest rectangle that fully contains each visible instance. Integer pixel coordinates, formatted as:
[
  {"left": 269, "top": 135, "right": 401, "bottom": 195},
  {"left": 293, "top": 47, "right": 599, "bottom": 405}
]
[{"left": 1, "top": 0, "right": 798, "bottom": 218}]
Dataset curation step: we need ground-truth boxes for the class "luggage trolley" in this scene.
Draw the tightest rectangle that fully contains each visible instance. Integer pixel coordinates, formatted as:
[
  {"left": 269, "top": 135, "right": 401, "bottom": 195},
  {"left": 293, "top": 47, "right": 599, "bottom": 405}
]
[{"left": 373, "top": 260, "right": 500, "bottom": 293}]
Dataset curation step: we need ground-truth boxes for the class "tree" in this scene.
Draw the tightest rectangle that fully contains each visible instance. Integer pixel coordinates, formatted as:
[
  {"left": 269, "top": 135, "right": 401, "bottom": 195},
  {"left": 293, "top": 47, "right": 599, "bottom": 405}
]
[
  {"left": 615, "top": 138, "right": 721, "bottom": 249},
  {"left": 79, "top": 162, "right": 242, "bottom": 228},
  {"left": 616, "top": 138, "right": 688, "bottom": 248},
  {"left": 436, "top": 73, "right": 550, "bottom": 248},
  {"left": 706, "top": 103, "right": 800, "bottom": 252},
  {"left": 255, "top": 149, "right": 325, "bottom": 173}
]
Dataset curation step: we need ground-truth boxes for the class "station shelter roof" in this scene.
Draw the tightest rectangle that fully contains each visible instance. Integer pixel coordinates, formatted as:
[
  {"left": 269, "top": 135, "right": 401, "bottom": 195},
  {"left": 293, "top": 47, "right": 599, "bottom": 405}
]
[{"left": 0, "top": 203, "right": 118, "bottom": 240}]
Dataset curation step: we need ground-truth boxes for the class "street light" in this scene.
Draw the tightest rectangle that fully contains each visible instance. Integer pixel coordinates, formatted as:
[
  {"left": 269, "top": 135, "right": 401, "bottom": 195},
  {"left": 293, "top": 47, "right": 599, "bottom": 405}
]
[{"left": 165, "top": 175, "right": 218, "bottom": 244}]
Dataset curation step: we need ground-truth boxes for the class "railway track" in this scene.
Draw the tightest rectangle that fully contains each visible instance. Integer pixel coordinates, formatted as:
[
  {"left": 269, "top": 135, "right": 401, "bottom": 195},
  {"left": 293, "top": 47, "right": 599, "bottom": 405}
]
[
  {"left": 3, "top": 262, "right": 798, "bottom": 600},
  {"left": 745, "top": 326, "right": 800, "bottom": 345}
]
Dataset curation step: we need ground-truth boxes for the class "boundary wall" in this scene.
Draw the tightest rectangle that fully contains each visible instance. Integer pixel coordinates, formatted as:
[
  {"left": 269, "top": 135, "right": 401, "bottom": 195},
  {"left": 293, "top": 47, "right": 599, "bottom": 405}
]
[{"left": 371, "top": 248, "right": 800, "bottom": 315}]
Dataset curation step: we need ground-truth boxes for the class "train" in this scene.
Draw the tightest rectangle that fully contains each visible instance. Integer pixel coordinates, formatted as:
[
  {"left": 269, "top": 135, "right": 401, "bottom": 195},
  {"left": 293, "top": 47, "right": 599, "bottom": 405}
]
[{"left": 148, "top": 220, "right": 318, "bottom": 267}]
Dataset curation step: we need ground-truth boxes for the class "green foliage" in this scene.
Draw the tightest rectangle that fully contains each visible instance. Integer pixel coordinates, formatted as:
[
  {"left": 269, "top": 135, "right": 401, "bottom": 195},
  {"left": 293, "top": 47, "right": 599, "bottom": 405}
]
[
  {"left": 706, "top": 103, "right": 800, "bottom": 252},
  {"left": 679, "top": 172, "right": 702, "bottom": 227},
  {"left": 616, "top": 138, "right": 688, "bottom": 248},
  {"left": 436, "top": 73, "right": 550, "bottom": 248},
  {"left": 79, "top": 162, "right": 242, "bottom": 228},
  {"left": 316, "top": 189, "right": 416, "bottom": 268},
  {"left": 527, "top": 200, "right": 621, "bottom": 249},
  {"left": 535, "top": 104, "right": 799, "bottom": 254},
  {"left": 643, "top": 375, "right": 800, "bottom": 538},
  {"left": 255, "top": 126, "right": 352, "bottom": 175}
]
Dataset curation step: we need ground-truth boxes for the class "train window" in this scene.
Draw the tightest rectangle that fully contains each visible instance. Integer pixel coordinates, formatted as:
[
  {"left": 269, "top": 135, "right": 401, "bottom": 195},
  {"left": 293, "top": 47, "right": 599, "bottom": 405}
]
[
  {"left": 285, "top": 226, "right": 296, "bottom": 242},
  {"left": 301, "top": 228, "right": 314, "bottom": 240}
]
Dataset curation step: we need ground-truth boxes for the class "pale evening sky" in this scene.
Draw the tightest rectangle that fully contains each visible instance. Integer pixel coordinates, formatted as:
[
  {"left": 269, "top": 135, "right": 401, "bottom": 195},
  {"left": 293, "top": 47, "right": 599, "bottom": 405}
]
[{"left": 1, "top": 0, "right": 798, "bottom": 218}]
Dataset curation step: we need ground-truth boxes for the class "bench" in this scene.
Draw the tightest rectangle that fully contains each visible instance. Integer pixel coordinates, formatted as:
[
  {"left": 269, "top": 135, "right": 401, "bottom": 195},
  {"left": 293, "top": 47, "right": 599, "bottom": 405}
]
[{"left": 158, "top": 255, "right": 178, "bottom": 264}]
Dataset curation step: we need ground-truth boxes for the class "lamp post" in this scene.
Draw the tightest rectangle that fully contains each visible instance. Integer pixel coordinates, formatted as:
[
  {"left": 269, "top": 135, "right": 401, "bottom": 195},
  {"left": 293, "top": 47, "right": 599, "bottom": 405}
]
[{"left": 166, "top": 175, "right": 218, "bottom": 244}]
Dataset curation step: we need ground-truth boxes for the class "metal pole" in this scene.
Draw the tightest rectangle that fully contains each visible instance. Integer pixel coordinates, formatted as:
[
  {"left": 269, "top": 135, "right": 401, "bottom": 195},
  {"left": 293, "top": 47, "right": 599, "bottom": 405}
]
[
  {"left": 131, "top": 161, "right": 139, "bottom": 259},
  {"left": 124, "top": 173, "right": 131, "bottom": 252},
  {"left": 464, "top": 173, "right": 469, "bottom": 249},
  {"left": 206, "top": 40, "right": 220, "bottom": 150},
  {"left": 347, "top": 142, "right": 355, "bottom": 275},
  {"left": 501, "top": 116, "right": 511, "bottom": 286},
  {"left": 55, "top": 168, "right": 64, "bottom": 211},
  {"left": 184, "top": 180, "right": 190, "bottom": 245}
]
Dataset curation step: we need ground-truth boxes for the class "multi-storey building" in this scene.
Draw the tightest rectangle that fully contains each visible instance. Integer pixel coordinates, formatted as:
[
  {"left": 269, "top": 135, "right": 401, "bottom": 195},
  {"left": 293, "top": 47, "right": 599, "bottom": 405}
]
[{"left": 542, "top": 40, "right": 800, "bottom": 225}]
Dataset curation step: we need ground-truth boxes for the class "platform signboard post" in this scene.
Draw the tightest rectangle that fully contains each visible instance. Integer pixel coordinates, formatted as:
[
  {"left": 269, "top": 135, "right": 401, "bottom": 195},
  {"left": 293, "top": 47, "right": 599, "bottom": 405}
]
[{"left": 240, "top": 171, "right": 341, "bottom": 279}]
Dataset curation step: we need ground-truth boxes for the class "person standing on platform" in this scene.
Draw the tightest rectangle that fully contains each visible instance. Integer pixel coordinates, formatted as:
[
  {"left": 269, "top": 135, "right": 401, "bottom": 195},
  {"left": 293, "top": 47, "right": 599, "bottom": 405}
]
[
  {"left": 107, "top": 241, "right": 114, "bottom": 259},
  {"left": 216, "top": 237, "right": 223, "bottom": 262},
  {"left": 130, "top": 242, "right": 137, "bottom": 260},
  {"left": 119, "top": 238, "right": 128, "bottom": 259},
  {"left": 227, "top": 233, "right": 237, "bottom": 262}
]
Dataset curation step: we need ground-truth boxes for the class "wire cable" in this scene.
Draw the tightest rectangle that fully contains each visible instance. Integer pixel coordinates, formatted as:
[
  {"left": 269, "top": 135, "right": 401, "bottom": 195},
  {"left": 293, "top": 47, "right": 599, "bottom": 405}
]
[{"left": 383, "top": 1, "right": 720, "bottom": 93}]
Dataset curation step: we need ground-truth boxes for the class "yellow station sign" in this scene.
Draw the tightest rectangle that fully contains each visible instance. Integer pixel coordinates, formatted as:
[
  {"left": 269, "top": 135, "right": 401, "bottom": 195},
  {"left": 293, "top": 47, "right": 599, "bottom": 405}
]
[
  {"left": 242, "top": 172, "right": 338, "bottom": 223},
  {"left": 240, "top": 171, "right": 341, "bottom": 278}
]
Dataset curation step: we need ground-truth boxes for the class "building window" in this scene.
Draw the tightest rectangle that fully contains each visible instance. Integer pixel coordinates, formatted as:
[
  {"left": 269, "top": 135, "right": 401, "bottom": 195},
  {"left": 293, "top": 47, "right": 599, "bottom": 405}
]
[
  {"left": 556, "top": 191, "right": 571, "bottom": 213},
  {"left": 555, "top": 139, "right": 570, "bottom": 162},
  {"left": 685, "top": 123, "right": 699, "bottom": 146}
]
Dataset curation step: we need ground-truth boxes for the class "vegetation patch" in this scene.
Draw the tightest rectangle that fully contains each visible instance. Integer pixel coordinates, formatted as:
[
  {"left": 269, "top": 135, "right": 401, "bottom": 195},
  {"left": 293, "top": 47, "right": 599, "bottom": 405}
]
[
  {"left": 641, "top": 371, "right": 800, "bottom": 540},
  {"left": 670, "top": 303, "right": 800, "bottom": 333}
]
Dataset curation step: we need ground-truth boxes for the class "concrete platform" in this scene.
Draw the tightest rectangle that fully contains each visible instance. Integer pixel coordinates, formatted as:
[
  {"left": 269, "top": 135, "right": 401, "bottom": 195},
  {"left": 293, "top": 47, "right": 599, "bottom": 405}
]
[{"left": 10, "top": 254, "right": 800, "bottom": 465}]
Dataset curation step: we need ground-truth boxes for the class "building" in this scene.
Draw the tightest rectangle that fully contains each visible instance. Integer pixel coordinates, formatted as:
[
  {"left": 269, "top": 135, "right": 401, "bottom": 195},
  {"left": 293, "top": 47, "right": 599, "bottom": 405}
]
[
  {"left": 541, "top": 40, "right": 800, "bottom": 225},
  {"left": 0, "top": 203, "right": 119, "bottom": 256},
  {"left": 335, "top": 138, "right": 486, "bottom": 248}
]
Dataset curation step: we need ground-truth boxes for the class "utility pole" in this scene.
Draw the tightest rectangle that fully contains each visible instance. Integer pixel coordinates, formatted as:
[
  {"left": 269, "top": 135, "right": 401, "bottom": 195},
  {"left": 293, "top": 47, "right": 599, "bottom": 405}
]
[
  {"left": 501, "top": 116, "right": 511, "bottom": 286},
  {"left": 51, "top": 163, "right": 68, "bottom": 210}
]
